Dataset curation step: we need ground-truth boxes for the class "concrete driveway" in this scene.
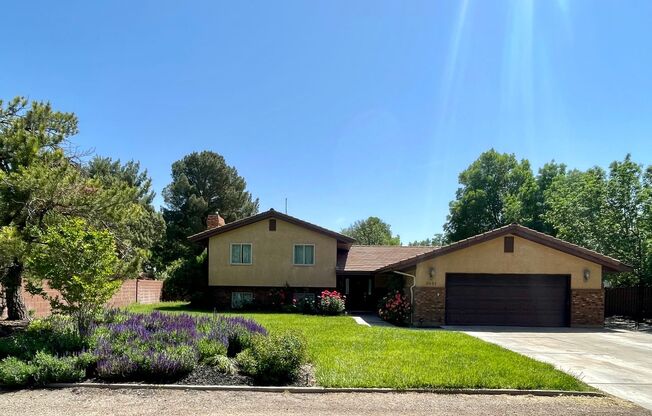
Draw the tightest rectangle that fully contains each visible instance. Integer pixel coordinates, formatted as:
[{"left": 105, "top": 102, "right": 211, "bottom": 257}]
[{"left": 447, "top": 326, "right": 652, "bottom": 411}]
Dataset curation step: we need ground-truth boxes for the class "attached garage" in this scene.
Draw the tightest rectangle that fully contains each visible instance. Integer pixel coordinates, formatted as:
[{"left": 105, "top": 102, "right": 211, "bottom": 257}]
[
  {"left": 377, "top": 224, "right": 632, "bottom": 328},
  {"left": 445, "top": 273, "right": 570, "bottom": 327}
]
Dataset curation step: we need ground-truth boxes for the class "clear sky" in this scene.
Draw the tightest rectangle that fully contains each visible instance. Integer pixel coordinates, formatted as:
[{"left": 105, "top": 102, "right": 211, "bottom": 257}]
[{"left": 2, "top": 1, "right": 651, "bottom": 243}]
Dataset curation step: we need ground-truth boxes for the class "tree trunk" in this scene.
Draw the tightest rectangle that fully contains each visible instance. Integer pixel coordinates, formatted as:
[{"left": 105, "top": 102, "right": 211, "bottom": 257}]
[{"left": 4, "top": 259, "right": 27, "bottom": 321}]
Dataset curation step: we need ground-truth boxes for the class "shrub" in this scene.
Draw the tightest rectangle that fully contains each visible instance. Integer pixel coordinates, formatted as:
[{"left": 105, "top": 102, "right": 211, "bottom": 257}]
[
  {"left": 32, "top": 351, "right": 87, "bottom": 384},
  {"left": 317, "top": 290, "right": 346, "bottom": 315},
  {"left": 197, "top": 338, "right": 227, "bottom": 362},
  {"left": 161, "top": 252, "right": 208, "bottom": 303},
  {"left": 378, "top": 290, "right": 411, "bottom": 326},
  {"left": 296, "top": 297, "right": 317, "bottom": 315},
  {"left": 236, "top": 332, "right": 306, "bottom": 385},
  {"left": 0, "top": 357, "right": 36, "bottom": 387},
  {"left": 0, "top": 316, "right": 86, "bottom": 361},
  {"left": 204, "top": 355, "right": 237, "bottom": 375}
]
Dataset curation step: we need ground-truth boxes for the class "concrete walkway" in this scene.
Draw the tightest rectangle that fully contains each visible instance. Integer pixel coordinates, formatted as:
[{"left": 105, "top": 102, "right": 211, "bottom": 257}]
[
  {"left": 350, "top": 314, "right": 394, "bottom": 327},
  {"left": 448, "top": 326, "right": 652, "bottom": 411}
]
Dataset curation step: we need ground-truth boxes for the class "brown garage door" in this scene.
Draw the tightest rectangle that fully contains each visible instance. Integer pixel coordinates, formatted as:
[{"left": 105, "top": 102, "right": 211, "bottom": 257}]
[{"left": 445, "top": 274, "right": 570, "bottom": 327}]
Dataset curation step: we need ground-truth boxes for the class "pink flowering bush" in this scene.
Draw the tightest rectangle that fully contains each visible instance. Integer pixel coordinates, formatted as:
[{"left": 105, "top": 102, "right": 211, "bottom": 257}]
[
  {"left": 317, "top": 290, "right": 346, "bottom": 315},
  {"left": 378, "top": 291, "right": 411, "bottom": 326}
]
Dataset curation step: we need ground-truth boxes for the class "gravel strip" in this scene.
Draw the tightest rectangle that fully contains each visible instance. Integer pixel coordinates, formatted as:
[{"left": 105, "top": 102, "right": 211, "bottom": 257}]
[{"left": 0, "top": 387, "right": 649, "bottom": 416}]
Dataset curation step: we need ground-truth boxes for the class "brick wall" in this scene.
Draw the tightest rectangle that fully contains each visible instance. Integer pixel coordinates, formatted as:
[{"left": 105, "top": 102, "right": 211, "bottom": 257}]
[
  {"left": 571, "top": 289, "right": 604, "bottom": 327},
  {"left": 207, "top": 286, "right": 330, "bottom": 309},
  {"left": 1, "top": 279, "right": 162, "bottom": 319},
  {"left": 413, "top": 287, "right": 445, "bottom": 327}
]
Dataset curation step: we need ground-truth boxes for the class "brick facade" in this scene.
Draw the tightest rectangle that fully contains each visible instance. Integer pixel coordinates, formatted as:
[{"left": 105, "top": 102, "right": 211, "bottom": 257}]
[
  {"left": 1, "top": 279, "right": 162, "bottom": 319},
  {"left": 413, "top": 287, "right": 445, "bottom": 327},
  {"left": 571, "top": 288, "right": 604, "bottom": 327},
  {"left": 207, "top": 286, "right": 332, "bottom": 310}
]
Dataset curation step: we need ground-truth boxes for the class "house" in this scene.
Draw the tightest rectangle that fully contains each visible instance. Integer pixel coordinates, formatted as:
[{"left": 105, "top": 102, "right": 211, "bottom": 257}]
[{"left": 188, "top": 209, "right": 630, "bottom": 327}]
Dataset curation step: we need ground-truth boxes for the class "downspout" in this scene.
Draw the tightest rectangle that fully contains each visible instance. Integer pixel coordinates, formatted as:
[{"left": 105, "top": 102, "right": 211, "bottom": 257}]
[{"left": 392, "top": 270, "right": 416, "bottom": 326}]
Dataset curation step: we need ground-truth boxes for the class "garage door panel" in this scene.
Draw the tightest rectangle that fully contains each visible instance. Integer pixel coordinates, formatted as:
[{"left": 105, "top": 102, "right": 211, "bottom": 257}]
[{"left": 445, "top": 273, "right": 570, "bottom": 327}]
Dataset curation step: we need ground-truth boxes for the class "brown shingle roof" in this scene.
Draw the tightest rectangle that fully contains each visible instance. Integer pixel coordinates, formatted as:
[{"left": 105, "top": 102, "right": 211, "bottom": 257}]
[
  {"left": 376, "top": 223, "right": 632, "bottom": 273},
  {"left": 337, "top": 245, "right": 438, "bottom": 273},
  {"left": 188, "top": 209, "right": 356, "bottom": 244}
]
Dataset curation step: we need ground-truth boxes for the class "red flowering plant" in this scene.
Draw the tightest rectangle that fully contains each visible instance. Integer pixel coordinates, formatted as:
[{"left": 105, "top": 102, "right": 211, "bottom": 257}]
[
  {"left": 317, "top": 290, "right": 346, "bottom": 315},
  {"left": 378, "top": 290, "right": 411, "bottom": 326}
]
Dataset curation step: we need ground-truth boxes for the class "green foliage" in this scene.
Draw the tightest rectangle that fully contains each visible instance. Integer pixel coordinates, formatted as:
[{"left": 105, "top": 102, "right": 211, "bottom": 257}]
[
  {"left": 0, "top": 97, "right": 165, "bottom": 320},
  {"left": 154, "top": 151, "right": 259, "bottom": 269},
  {"left": 197, "top": 338, "right": 227, "bottom": 362},
  {"left": 409, "top": 233, "right": 446, "bottom": 246},
  {"left": 226, "top": 326, "right": 255, "bottom": 357},
  {"left": 0, "top": 316, "right": 86, "bottom": 360},
  {"left": 204, "top": 355, "right": 237, "bottom": 375},
  {"left": 341, "top": 216, "right": 400, "bottom": 245},
  {"left": 161, "top": 251, "right": 208, "bottom": 302},
  {"left": 545, "top": 155, "right": 652, "bottom": 286},
  {"left": 32, "top": 351, "right": 87, "bottom": 384},
  {"left": 444, "top": 149, "right": 541, "bottom": 241},
  {"left": 317, "top": 290, "right": 346, "bottom": 315},
  {"left": 236, "top": 332, "right": 307, "bottom": 385},
  {"left": 0, "top": 357, "right": 36, "bottom": 387},
  {"left": 26, "top": 218, "right": 121, "bottom": 334}
]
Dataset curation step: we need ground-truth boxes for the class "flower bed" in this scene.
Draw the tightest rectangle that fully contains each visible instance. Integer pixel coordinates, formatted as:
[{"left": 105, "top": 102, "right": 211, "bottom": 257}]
[{"left": 0, "top": 310, "right": 308, "bottom": 388}]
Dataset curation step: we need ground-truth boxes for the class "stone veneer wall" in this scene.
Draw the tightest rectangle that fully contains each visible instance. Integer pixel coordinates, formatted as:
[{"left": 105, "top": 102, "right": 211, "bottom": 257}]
[
  {"left": 571, "top": 289, "right": 604, "bottom": 327},
  {"left": 413, "top": 287, "right": 445, "bottom": 327}
]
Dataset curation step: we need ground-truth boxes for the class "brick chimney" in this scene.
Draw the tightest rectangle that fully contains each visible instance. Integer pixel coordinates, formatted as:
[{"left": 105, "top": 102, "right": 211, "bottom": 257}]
[{"left": 206, "top": 213, "right": 226, "bottom": 230}]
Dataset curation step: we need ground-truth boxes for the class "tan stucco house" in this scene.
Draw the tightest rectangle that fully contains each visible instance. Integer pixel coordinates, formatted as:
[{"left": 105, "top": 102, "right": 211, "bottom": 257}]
[{"left": 188, "top": 209, "right": 630, "bottom": 327}]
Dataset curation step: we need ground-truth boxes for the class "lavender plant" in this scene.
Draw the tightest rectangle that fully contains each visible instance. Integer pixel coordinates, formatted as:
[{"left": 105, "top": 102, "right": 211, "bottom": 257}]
[{"left": 93, "top": 310, "right": 266, "bottom": 381}]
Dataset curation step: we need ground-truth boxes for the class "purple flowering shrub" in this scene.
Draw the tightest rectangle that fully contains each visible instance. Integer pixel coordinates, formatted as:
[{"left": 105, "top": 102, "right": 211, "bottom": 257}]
[{"left": 92, "top": 310, "right": 267, "bottom": 381}]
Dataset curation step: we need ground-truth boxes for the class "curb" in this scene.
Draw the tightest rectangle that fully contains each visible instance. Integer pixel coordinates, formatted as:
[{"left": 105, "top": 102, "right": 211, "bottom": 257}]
[{"left": 44, "top": 383, "right": 604, "bottom": 397}]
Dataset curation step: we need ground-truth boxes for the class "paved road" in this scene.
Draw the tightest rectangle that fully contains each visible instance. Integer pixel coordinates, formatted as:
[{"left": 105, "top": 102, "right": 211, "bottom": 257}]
[
  {"left": 0, "top": 388, "right": 649, "bottom": 416},
  {"left": 451, "top": 326, "right": 652, "bottom": 411}
]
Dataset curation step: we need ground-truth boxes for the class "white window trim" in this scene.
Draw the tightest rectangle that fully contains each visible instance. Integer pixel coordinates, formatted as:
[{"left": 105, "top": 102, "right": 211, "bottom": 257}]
[
  {"left": 230, "top": 243, "right": 253, "bottom": 265},
  {"left": 293, "top": 244, "right": 315, "bottom": 266}
]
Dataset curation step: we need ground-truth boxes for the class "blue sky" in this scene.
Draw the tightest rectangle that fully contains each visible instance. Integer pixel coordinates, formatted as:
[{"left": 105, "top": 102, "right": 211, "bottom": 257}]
[{"left": 2, "top": 1, "right": 651, "bottom": 243}]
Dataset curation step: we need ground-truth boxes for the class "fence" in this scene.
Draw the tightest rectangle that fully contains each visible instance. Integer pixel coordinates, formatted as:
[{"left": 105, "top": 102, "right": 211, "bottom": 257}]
[
  {"left": 1, "top": 279, "right": 162, "bottom": 319},
  {"left": 605, "top": 286, "right": 652, "bottom": 319}
]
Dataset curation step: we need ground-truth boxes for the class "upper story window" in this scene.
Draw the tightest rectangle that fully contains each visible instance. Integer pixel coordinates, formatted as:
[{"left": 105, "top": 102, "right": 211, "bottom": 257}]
[
  {"left": 293, "top": 244, "right": 315, "bottom": 265},
  {"left": 231, "top": 243, "right": 252, "bottom": 264}
]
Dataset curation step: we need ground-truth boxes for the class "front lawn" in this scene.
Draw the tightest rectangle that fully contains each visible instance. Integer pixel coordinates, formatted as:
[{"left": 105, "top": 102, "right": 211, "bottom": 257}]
[{"left": 128, "top": 302, "right": 590, "bottom": 391}]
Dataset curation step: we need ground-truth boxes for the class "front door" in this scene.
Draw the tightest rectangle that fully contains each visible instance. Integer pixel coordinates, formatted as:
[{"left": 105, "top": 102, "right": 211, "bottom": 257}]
[{"left": 338, "top": 276, "right": 375, "bottom": 311}]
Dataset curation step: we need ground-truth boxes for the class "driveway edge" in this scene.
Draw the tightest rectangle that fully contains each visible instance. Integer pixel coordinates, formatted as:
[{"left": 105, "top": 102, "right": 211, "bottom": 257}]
[{"left": 43, "top": 382, "right": 604, "bottom": 397}]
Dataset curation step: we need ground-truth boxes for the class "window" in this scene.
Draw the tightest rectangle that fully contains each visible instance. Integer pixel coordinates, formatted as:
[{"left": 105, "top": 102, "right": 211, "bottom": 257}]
[
  {"left": 504, "top": 236, "right": 514, "bottom": 253},
  {"left": 231, "top": 243, "right": 252, "bottom": 264},
  {"left": 231, "top": 292, "right": 253, "bottom": 309},
  {"left": 293, "top": 244, "right": 315, "bottom": 265},
  {"left": 293, "top": 292, "right": 315, "bottom": 303},
  {"left": 269, "top": 219, "right": 276, "bottom": 231}
]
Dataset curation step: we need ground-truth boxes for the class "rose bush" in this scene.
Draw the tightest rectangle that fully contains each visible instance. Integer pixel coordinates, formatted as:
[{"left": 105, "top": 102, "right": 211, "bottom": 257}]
[
  {"left": 317, "top": 290, "right": 346, "bottom": 315},
  {"left": 378, "top": 291, "right": 411, "bottom": 326}
]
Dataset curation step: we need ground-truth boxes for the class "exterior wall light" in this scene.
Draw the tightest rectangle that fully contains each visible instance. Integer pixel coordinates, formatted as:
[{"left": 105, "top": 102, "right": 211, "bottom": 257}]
[
  {"left": 429, "top": 267, "right": 436, "bottom": 280},
  {"left": 583, "top": 268, "right": 591, "bottom": 281}
]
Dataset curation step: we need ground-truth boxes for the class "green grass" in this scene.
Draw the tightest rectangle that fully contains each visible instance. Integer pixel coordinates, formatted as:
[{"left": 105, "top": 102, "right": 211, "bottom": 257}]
[{"left": 128, "top": 302, "right": 590, "bottom": 391}]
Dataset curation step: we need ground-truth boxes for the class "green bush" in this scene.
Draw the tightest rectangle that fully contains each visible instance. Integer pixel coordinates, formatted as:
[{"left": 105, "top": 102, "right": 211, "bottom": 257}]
[
  {"left": 197, "top": 338, "right": 227, "bottom": 362},
  {"left": 236, "top": 332, "right": 306, "bottom": 385},
  {"left": 0, "top": 357, "right": 36, "bottom": 387},
  {"left": 0, "top": 316, "right": 86, "bottom": 361},
  {"left": 161, "top": 252, "right": 208, "bottom": 303},
  {"left": 32, "top": 351, "right": 87, "bottom": 384},
  {"left": 204, "top": 355, "right": 237, "bottom": 375}
]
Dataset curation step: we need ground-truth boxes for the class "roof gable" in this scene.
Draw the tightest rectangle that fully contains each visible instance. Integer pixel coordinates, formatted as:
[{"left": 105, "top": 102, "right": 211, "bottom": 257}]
[
  {"left": 187, "top": 209, "right": 356, "bottom": 244},
  {"left": 376, "top": 224, "right": 631, "bottom": 273}
]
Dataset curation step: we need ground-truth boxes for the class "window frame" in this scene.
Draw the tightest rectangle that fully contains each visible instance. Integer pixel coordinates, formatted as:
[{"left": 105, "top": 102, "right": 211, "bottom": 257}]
[
  {"left": 230, "top": 243, "right": 253, "bottom": 265},
  {"left": 231, "top": 291, "right": 253, "bottom": 309},
  {"left": 293, "top": 244, "right": 315, "bottom": 266}
]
